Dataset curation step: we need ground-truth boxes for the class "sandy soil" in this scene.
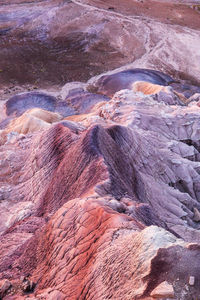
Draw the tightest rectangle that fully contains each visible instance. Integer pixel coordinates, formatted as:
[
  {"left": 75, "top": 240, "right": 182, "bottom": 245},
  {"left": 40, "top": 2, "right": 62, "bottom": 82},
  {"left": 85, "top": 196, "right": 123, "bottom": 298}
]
[{"left": 78, "top": 0, "right": 200, "bottom": 30}]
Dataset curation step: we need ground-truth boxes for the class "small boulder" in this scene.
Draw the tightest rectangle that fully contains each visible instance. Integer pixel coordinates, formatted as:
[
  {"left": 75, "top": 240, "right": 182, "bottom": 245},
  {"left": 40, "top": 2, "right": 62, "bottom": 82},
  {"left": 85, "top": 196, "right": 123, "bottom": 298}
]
[
  {"left": 0, "top": 279, "right": 12, "bottom": 298},
  {"left": 150, "top": 281, "right": 174, "bottom": 298},
  {"left": 193, "top": 207, "right": 200, "bottom": 222},
  {"left": 21, "top": 277, "right": 35, "bottom": 293},
  {"left": 189, "top": 276, "right": 195, "bottom": 286}
]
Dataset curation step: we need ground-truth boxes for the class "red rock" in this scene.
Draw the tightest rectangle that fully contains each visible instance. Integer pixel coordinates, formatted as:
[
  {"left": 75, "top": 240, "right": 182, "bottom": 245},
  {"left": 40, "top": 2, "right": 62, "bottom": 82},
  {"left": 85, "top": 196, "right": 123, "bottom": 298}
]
[{"left": 1, "top": 1, "right": 200, "bottom": 298}]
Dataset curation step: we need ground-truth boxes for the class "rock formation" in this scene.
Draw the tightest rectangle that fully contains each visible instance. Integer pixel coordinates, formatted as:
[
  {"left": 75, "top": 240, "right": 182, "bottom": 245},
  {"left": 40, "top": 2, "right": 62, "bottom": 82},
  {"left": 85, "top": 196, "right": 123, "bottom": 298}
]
[{"left": 0, "top": 0, "right": 200, "bottom": 299}]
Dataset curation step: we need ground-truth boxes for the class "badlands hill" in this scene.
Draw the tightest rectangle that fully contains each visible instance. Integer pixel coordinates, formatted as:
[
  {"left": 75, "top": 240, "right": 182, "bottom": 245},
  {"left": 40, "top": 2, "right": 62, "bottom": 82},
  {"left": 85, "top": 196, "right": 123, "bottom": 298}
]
[{"left": 0, "top": 0, "right": 200, "bottom": 299}]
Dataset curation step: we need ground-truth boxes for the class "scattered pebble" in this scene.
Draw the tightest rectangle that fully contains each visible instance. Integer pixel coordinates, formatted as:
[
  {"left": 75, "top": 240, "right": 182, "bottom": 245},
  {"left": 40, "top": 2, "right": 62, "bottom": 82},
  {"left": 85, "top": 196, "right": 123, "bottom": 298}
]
[{"left": 189, "top": 276, "right": 195, "bottom": 286}]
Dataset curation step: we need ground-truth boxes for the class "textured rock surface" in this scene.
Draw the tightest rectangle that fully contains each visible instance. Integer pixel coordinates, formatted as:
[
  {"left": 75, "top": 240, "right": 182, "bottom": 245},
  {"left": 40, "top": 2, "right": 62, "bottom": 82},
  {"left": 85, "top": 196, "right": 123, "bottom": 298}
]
[
  {"left": 1, "top": 0, "right": 200, "bottom": 299},
  {"left": 1, "top": 83, "right": 200, "bottom": 298}
]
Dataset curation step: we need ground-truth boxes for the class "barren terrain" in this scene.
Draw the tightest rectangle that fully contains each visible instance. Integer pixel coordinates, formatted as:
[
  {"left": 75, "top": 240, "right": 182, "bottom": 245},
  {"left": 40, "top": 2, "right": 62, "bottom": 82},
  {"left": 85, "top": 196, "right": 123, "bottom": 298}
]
[{"left": 0, "top": 1, "right": 200, "bottom": 299}]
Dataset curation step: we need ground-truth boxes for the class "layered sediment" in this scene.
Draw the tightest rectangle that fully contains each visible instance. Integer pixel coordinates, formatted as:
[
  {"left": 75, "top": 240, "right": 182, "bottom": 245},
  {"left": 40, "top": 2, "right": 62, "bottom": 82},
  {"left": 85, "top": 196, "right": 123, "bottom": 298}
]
[{"left": 0, "top": 1, "right": 200, "bottom": 299}]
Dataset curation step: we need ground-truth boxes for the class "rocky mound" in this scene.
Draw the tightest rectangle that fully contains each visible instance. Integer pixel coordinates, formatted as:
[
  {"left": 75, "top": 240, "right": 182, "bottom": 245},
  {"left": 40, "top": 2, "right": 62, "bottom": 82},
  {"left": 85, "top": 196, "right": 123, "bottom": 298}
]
[
  {"left": 0, "top": 68, "right": 200, "bottom": 299},
  {"left": 1, "top": 0, "right": 200, "bottom": 299}
]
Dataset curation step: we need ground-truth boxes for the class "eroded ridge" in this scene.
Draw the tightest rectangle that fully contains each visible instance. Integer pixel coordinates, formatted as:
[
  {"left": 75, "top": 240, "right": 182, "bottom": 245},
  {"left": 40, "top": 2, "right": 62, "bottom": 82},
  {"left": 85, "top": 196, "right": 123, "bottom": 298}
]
[{"left": 1, "top": 70, "right": 200, "bottom": 299}]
